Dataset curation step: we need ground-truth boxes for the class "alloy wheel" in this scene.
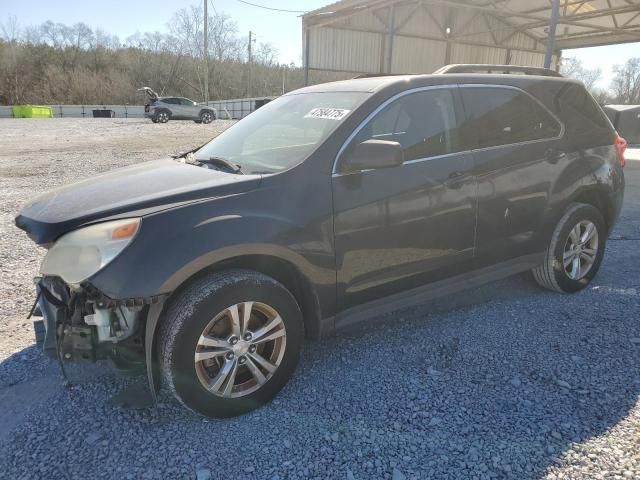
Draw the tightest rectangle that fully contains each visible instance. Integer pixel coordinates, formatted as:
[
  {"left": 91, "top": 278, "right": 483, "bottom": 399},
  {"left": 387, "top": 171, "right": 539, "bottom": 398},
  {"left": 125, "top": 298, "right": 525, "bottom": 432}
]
[
  {"left": 201, "top": 112, "right": 212, "bottom": 124},
  {"left": 563, "top": 220, "right": 599, "bottom": 280},
  {"left": 194, "top": 302, "right": 287, "bottom": 398}
]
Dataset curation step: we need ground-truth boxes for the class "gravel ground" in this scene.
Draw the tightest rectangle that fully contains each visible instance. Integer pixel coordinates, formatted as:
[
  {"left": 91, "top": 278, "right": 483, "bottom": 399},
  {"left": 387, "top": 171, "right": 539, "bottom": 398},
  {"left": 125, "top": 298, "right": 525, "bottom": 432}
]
[{"left": 0, "top": 118, "right": 639, "bottom": 480}]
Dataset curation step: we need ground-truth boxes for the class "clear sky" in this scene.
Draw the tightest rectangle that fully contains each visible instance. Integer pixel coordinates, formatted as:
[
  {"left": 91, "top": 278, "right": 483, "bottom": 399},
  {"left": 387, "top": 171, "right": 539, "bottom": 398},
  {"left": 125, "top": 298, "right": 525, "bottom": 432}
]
[{"left": 2, "top": 0, "right": 638, "bottom": 90}]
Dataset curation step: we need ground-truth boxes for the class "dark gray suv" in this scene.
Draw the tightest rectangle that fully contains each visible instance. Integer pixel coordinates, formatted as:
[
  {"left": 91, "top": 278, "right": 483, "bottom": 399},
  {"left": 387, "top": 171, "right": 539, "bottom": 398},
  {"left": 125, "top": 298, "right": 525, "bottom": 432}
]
[
  {"left": 17, "top": 65, "right": 626, "bottom": 418},
  {"left": 141, "top": 87, "right": 217, "bottom": 124}
]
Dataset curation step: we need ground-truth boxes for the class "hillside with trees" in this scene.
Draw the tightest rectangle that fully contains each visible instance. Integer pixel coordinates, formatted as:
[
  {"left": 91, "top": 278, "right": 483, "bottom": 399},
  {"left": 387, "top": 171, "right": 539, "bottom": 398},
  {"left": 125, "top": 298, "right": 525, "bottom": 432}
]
[{"left": 1, "top": 5, "right": 639, "bottom": 106}]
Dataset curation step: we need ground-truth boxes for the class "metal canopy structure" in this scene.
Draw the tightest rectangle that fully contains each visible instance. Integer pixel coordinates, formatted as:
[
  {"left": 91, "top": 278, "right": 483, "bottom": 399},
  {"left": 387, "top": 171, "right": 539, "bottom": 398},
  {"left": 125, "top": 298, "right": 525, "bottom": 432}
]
[{"left": 301, "top": 0, "right": 640, "bottom": 81}]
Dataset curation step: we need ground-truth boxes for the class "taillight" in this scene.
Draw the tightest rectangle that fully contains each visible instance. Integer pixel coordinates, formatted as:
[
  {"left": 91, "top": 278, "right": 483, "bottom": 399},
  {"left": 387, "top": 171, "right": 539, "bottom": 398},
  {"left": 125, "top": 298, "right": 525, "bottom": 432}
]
[{"left": 615, "top": 135, "right": 627, "bottom": 168}]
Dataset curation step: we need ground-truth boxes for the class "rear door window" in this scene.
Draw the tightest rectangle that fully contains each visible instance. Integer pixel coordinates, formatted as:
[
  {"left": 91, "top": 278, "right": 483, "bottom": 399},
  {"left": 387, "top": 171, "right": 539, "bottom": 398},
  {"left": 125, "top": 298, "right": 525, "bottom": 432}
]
[
  {"left": 348, "top": 88, "right": 461, "bottom": 163},
  {"left": 460, "top": 87, "right": 562, "bottom": 149}
]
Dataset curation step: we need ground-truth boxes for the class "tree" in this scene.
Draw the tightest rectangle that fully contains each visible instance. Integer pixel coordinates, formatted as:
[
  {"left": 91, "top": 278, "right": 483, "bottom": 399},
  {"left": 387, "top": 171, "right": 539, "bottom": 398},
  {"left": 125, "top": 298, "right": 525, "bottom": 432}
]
[
  {"left": 560, "top": 57, "right": 602, "bottom": 92},
  {"left": 611, "top": 58, "right": 640, "bottom": 104},
  {"left": 0, "top": 15, "right": 20, "bottom": 41}
]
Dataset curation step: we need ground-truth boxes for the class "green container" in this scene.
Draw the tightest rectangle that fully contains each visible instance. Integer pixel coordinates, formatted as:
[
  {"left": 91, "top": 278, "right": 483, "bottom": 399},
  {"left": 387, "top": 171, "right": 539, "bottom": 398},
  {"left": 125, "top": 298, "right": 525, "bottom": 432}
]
[{"left": 11, "top": 105, "right": 53, "bottom": 118}]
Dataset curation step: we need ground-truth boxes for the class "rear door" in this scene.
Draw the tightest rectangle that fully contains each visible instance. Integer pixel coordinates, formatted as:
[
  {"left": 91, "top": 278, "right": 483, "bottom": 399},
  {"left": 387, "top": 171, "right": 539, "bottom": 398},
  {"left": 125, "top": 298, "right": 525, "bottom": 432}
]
[
  {"left": 458, "top": 85, "right": 564, "bottom": 267},
  {"left": 162, "top": 98, "right": 181, "bottom": 118},
  {"left": 332, "top": 86, "right": 478, "bottom": 312}
]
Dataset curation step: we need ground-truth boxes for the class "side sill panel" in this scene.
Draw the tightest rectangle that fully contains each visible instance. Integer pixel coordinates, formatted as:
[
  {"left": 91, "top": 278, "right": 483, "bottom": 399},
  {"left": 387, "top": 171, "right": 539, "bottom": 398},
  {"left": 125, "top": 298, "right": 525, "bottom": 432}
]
[{"left": 330, "top": 252, "right": 544, "bottom": 332}]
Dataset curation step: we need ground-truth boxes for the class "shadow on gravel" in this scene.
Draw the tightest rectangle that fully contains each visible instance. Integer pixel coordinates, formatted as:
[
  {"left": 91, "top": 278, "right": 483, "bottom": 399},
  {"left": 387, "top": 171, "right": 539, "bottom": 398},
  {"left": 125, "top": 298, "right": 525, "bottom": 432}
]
[{"left": 0, "top": 266, "right": 638, "bottom": 479}]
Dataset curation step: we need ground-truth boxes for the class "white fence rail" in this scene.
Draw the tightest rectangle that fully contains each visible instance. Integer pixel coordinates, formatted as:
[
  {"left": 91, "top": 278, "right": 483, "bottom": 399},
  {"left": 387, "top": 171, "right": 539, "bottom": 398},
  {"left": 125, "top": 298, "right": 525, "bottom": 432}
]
[
  {"left": 0, "top": 105, "right": 145, "bottom": 119},
  {"left": 0, "top": 96, "right": 277, "bottom": 120}
]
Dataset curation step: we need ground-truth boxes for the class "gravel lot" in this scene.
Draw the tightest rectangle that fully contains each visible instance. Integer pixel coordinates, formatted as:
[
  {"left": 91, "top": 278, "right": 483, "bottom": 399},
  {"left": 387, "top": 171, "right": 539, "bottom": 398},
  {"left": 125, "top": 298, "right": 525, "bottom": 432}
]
[{"left": 0, "top": 118, "right": 639, "bottom": 480}]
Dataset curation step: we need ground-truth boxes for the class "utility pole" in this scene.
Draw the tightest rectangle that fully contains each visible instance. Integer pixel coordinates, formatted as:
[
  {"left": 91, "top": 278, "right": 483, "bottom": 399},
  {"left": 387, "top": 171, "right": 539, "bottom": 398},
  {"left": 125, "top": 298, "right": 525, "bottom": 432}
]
[
  {"left": 203, "top": 0, "right": 209, "bottom": 104},
  {"left": 247, "top": 31, "right": 254, "bottom": 97},
  {"left": 282, "top": 65, "right": 286, "bottom": 95}
]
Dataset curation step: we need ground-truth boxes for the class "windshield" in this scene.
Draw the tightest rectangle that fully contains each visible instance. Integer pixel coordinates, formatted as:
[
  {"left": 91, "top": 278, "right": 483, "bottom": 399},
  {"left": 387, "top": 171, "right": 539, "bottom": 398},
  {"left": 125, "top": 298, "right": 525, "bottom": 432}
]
[{"left": 195, "top": 92, "right": 368, "bottom": 173}]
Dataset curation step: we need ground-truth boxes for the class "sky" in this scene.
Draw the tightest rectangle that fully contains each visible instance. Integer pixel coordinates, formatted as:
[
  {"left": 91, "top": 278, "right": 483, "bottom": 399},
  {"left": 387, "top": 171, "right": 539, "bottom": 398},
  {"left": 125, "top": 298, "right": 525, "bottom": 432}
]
[{"left": 2, "top": 0, "right": 638, "bottom": 90}]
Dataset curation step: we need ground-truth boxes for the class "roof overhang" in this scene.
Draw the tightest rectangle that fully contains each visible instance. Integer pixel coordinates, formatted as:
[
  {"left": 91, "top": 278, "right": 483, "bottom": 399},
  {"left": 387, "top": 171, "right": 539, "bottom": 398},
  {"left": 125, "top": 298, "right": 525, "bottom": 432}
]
[{"left": 303, "top": 0, "right": 640, "bottom": 50}]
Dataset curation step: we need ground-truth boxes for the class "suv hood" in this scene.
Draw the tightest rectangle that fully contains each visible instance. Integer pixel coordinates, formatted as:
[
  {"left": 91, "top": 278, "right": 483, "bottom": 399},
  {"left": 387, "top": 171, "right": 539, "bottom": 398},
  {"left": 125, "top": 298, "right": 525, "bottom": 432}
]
[{"left": 15, "top": 158, "right": 261, "bottom": 245}]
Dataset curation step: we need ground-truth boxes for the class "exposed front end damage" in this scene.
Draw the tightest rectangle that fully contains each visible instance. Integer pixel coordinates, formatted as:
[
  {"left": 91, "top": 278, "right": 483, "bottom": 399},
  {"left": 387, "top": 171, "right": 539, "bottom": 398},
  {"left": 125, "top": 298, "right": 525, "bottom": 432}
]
[{"left": 34, "top": 276, "right": 165, "bottom": 374}]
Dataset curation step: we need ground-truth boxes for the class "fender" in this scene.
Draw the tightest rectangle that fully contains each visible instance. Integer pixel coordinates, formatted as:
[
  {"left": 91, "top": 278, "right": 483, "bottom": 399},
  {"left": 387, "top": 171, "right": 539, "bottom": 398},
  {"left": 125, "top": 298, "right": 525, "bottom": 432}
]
[{"left": 541, "top": 145, "right": 622, "bottom": 245}]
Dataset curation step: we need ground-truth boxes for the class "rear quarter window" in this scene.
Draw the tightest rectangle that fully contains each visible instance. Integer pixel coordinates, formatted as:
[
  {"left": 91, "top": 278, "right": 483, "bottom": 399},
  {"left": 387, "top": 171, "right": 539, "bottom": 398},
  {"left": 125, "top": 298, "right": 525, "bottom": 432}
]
[{"left": 552, "top": 83, "right": 613, "bottom": 142}]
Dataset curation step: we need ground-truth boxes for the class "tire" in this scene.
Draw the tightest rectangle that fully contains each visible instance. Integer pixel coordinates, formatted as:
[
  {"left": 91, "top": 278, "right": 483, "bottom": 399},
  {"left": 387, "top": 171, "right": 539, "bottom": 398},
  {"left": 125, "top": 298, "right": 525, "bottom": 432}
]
[
  {"left": 158, "top": 270, "right": 303, "bottom": 417},
  {"left": 532, "top": 203, "right": 606, "bottom": 293},
  {"left": 151, "top": 118, "right": 159, "bottom": 124},
  {"left": 154, "top": 110, "right": 170, "bottom": 123},
  {"left": 199, "top": 110, "right": 214, "bottom": 124}
]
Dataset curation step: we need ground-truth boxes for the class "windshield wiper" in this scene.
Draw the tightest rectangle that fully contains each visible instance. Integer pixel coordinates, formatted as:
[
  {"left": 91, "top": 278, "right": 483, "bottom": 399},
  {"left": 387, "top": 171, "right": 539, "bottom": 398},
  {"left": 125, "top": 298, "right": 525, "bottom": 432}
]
[
  {"left": 201, "top": 156, "right": 243, "bottom": 174},
  {"left": 196, "top": 156, "right": 243, "bottom": 174}
]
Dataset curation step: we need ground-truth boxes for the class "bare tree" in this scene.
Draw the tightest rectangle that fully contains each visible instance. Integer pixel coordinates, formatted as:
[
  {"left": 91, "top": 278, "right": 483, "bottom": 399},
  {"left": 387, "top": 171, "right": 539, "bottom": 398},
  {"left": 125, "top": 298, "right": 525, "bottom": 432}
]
[
  {"left": 0, "top": 15, "right": 21, "bottom": 41},
  {"left": 611, "top": 58, "right": 640, "bottom": 104},
  {"left": 560, "top": 57, "right": 602, "bottom": 92},
  {"left": 254, "top": 42, "right": 279, "bottom": 66}
]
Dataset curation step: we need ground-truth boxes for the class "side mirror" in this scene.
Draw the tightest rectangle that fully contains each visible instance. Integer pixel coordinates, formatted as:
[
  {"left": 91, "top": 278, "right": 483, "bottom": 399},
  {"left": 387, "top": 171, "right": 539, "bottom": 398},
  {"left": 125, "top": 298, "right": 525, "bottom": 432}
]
[{"left": 341, "top": 139, "right": 404, "bottom": 173}]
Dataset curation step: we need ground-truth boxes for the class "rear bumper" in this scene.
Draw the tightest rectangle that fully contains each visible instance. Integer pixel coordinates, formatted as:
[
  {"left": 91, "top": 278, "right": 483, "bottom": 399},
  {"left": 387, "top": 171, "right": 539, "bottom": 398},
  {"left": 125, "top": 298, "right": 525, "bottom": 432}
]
[{"left": 607, "top": 168, "right": 625, "bottom": 232}]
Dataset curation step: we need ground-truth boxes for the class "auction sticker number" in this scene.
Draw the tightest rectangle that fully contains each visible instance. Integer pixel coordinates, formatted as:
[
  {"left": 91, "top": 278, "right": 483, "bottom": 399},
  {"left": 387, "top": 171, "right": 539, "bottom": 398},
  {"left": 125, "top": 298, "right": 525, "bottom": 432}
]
[{"left": 305, "top": 108, "right": 351, "bottom": 120}]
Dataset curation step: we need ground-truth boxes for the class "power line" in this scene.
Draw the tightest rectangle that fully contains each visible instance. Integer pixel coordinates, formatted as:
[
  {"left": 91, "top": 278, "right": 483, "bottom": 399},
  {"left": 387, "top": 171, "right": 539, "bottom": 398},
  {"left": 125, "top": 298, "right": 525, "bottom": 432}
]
[{"left": 235, "top": 0, "right": 307, "bottom": 14}]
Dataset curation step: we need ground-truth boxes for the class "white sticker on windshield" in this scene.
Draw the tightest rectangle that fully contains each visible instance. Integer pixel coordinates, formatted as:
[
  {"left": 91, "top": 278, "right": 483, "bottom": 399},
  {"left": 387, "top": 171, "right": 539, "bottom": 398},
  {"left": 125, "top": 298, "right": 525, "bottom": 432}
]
[{"left": 304, "top": 107, "right": 351, "bottom": 120}]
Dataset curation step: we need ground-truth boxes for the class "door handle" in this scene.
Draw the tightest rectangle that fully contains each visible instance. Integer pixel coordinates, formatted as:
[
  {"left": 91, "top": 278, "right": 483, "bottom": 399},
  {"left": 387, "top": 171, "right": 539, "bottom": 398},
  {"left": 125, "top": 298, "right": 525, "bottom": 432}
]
[
  {"left": 545, "top": 148, "right": 566, "bottom": 164},
  {"left": 444, "top": 171, "right": 467, "bottom": 189}
]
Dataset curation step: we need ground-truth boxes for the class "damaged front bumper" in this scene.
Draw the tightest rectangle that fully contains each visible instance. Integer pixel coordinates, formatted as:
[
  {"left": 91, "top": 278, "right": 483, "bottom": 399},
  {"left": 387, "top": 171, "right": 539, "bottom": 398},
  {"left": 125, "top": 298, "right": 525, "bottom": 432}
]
[{"left": 33, "top": 276, "right": 164, "bottom": 370}]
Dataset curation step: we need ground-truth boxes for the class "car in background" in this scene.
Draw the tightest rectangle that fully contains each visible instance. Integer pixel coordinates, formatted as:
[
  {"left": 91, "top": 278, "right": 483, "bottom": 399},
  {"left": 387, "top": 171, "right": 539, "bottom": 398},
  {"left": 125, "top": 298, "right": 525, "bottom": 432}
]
[{"left": 139, "top": 87, "right": 217, "bottom": 124}]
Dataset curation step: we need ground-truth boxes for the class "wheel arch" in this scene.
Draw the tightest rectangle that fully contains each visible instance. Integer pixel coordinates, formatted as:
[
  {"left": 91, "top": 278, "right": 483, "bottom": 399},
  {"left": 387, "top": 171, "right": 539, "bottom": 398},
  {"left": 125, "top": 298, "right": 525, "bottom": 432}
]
[
  {"left": 154, "top": 108, "right": 171, "bottom": 120},
  {"left": 570, "top": 186, "right": 615, "bottom": 234},
  {"left": 198, "top": 108, "right": 216, "bottom": 119},
  {"left": 144, "top": 252, "right": 322, "bottom": 399},
  {"left": 170, "top": 254, "right": 321, "bottom": 339}
]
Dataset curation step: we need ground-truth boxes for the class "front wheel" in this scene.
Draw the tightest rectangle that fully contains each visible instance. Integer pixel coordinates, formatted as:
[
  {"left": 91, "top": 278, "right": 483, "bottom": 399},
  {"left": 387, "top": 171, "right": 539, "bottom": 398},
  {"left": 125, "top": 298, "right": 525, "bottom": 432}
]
[
  {"left": 158, "top": 270, "right": 303, "bottom": 417},
  {"left": 199, "top": 111, "right": 214, "bottom": 124},
  {"left": 532, "top": 203, "right": 606, "bottom": 293}
]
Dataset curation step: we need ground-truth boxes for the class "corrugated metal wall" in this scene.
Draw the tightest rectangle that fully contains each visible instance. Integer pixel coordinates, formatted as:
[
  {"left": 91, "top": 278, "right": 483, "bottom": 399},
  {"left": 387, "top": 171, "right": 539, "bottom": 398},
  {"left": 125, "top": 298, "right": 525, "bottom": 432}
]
[
  {"left": 392, "top": 37, "right": 447, "bottom": 73},
  {"left": 309, "top": 27, "right": 382, "bottom": 73},
  {"left": 304, "top": 1, "right": 553, "bottom": 75}
]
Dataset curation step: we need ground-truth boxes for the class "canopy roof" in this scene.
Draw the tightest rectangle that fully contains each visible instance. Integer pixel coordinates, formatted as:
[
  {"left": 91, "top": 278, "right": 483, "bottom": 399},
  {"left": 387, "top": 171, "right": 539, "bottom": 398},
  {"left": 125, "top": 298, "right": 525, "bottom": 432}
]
[{"left": 303, "top": 0, "right": 640, "bottom": 50}]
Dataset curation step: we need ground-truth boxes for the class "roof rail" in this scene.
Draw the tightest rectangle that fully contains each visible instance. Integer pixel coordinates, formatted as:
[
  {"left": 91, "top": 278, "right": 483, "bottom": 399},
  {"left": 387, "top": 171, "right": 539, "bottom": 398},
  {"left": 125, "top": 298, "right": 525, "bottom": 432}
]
[
  {"left": 351, "top": 73, "right": 413, "bottom": 79},
  {"left": 434, "top": 64, "right": 563, "bottom": 77}
]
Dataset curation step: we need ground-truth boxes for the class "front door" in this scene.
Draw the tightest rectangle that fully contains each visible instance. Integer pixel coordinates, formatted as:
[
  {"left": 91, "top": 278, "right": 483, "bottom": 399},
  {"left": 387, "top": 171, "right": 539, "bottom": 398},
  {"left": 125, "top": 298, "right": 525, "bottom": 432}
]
[{"left": 332, "top": 86, "right": 478, "bottom": 313}]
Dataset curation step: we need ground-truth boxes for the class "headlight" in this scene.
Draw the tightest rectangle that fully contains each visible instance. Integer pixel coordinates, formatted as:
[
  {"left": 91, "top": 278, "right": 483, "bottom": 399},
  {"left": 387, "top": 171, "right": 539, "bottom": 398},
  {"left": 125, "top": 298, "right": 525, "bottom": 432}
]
[{"left": 40, "top": 218, "right": 140, "bottom": 285}]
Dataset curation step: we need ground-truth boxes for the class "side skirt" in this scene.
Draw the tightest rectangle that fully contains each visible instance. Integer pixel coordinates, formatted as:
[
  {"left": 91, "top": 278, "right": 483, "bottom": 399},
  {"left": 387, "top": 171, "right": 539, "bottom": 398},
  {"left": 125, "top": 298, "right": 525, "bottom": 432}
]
[{"left": 330, "top": 252, "right": 544, "bottom": 332}]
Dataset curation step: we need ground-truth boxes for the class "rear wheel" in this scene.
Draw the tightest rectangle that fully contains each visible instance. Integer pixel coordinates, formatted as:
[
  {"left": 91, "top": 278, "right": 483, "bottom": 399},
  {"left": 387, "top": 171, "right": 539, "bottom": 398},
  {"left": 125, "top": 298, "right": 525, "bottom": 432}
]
[
  {"left": 158, "top": 270, "right": 303, "bottom": 417},
  {"left": 154, "top": 110, "right": 170, "bottom": 123},
  {"left": 533, "top": 203, "right": 606, "bottom": 293}
]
